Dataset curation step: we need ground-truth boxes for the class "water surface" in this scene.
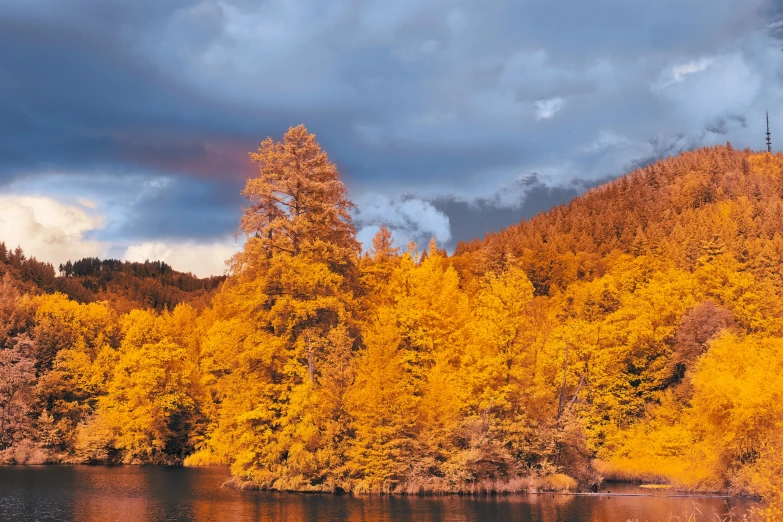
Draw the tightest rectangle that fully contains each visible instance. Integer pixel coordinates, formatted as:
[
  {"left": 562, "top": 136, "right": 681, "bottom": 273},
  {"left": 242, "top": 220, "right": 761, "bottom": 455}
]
[{"left": 0, "top": 466, "right": 758, "bottom": 521}]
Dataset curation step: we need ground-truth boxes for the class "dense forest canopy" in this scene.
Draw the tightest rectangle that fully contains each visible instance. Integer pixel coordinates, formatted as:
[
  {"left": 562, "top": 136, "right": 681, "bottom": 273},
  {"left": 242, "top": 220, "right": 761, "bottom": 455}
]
[{"left": 1, "top": 128, "right": 782, "bottom": 517}]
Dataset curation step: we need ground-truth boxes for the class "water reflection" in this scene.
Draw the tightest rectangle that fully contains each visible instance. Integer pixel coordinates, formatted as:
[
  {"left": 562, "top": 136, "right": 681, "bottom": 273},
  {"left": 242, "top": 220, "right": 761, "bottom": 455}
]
[{"left": 0, "top": 466, "right": 758, "bottom": 522}]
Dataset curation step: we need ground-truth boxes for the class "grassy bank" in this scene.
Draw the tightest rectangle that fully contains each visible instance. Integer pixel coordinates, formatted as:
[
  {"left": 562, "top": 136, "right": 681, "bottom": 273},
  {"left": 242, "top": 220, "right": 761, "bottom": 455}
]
[{"left": 221, "top": 473, "right": 579, "bottom": 495}]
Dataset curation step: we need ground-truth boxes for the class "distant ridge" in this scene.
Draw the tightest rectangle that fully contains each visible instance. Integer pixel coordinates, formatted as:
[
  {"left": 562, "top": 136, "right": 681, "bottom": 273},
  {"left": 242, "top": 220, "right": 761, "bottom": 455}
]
[
  {"left": 453, "top": 144, "right": 783, "bottom": 294},
  {"left": 0, "top": 244, "right": 224, "bottom": 312}
]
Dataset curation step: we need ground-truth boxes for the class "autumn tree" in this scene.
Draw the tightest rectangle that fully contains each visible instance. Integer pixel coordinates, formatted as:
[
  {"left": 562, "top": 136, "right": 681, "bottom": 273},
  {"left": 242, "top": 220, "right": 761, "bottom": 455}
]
[
  {"left": 197, "top": 125, "right": 364, "bottom": 490},
  {"left": 345, "top": 308, "right": 417, "bottom": 491},
  {"left": 359, "top": 225, "right": 402, "bottom": 309},
  {"left": 0, "top": 274, "right": 31, "bottom": 349},
  {"left": 238, "top": 124, "right": 359, "bottom": 273},
  {"left": 92, "top": 339, "right": 200, "bottom": 464},
  {"left": 0, "top": 347, "right": 36, "bottom": 449},
  {"left": 665, "top": 301, "right": 735, "bottom": 389}
]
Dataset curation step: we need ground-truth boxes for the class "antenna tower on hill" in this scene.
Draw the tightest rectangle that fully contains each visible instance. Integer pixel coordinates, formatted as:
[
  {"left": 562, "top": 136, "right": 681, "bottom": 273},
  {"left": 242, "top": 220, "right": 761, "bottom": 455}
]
[{"left": 767, "top": 110, "right": 772, "bottom": 152}]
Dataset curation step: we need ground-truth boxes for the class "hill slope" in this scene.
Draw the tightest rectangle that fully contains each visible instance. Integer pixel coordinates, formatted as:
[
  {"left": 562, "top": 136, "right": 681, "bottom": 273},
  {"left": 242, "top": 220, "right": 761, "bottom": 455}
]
[
  {"left": 0, "top": 244, "right": 224, "bottom": 311},
  {"left": 454, "top": 144, "right": 783, "bottom": 295},
  {"left": 449, "top": 144, "right": 783, "bottom": 500}
]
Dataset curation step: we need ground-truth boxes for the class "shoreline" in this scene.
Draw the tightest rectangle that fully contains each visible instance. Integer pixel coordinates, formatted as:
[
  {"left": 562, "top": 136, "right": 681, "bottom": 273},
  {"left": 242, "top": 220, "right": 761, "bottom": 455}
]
[
  {"left": 221, "top": 484, "right": 761, "bottom": 501},
  {"left": 0, "top": 464, "right": 763, "bottom": 502}
]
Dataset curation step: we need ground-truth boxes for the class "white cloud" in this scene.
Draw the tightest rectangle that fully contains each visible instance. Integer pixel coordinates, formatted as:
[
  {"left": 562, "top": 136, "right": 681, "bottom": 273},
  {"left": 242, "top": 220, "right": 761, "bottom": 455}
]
[
  {"left": 0, "top": 192, "right": 240, "bottom": 278},
  {"left": 580, "top": 131, "right": 635, "bottom": 153},
  {"left": 0, "top": 195, "right": 108, "bottom": 266},
  {"left": 652, "top": 52, "right": 761, "bottom": 123},
  {"left": 353, "top": 193, "right": 451, "bottom": 252},
  {"left": 672, "top": 58, "right": 715, "bottom": 81},
  {"left": 654, "top": 56, "right": 718, "bottom": 90},
  {"left": 534, "top": 97, "right": 565, "bottom": 120},
  {"left": 123, "top": 237, "right": 241, "bottom": 278}
]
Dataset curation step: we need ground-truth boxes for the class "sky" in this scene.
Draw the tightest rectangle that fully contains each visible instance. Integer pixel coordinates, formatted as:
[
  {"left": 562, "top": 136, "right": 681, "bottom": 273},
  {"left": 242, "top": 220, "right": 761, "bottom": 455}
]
[{"left": 1, "top": 0, "right": 782, "bottom": 277}]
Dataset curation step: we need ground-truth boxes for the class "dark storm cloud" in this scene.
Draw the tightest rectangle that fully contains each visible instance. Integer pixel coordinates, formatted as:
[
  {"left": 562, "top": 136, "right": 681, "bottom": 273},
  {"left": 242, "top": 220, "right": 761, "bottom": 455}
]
[
  {"left": 765, "top": 1, "right": 783, "bottom": 42},
  {"left": 0, "top": 15, "right": 246, "bottom": 180},
  {"left": 1, "top": 0, "right": 782, "bottom": 254},
  {"left": 111, "top": 176, "right": 243, "bottom": 242},
  {"left": 431, "top": 173, "right": 620, "bottom": 248}
]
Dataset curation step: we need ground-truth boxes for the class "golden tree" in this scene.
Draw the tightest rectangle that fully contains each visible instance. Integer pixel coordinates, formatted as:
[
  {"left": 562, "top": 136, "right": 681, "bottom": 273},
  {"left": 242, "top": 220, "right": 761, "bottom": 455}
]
[
  {"left": 239, "top": 124, "right": 359, "bottom": 272},
  {"left": 200, "top": 125, "right": 363, "bottom": 490}
]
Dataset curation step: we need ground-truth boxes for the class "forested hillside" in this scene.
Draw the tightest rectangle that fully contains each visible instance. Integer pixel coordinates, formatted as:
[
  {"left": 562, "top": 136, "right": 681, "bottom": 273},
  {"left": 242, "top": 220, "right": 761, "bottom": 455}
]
[
  {"left": 0, "top": 128, "right": 781, "bottom": 517},
  {"left": 0, "top": 245, "right": 224, "bottom": 311},
  {"left": 55, "top": 257, "right": 224, "bottom": 312},
  {"left": 449, "top": 145, "right": 783, "bottom": 511}
]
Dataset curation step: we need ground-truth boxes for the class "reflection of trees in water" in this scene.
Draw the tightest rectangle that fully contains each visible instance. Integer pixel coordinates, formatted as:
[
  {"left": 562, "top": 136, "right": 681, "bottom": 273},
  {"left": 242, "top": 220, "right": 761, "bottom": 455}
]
[{"left": 0, "top": 466, "right": 760, "bottom": 521}]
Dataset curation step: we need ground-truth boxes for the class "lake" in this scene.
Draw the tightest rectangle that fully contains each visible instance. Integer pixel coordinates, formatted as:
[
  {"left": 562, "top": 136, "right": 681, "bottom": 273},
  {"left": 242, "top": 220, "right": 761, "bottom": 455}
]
[{"left": 0, "top": 466, "right": 759, "bottom": 521}]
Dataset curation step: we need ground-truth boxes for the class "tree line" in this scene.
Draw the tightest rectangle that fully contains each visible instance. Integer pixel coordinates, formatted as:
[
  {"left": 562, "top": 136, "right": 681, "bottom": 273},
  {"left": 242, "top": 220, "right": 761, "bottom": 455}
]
[{"left": 0, "top": 244, "right": 224, "bottom": 312}]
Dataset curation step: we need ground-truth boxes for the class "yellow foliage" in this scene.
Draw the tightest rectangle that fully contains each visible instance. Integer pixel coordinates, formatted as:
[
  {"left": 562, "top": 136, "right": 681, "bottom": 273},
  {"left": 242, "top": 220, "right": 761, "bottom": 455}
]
[
  {"left": 183, "top": 449, "right": 226, "bottom": 467},
  {"left": 6, "top": 141, "right": 783, "bottom": 507},
  {"left": 601, "top": 333, "right": 783, "bottom": 502},
  {"left": 94, "top": 339, "right": 201, "bottom": 464},
  {"left": 535, "top": 473, "right": 578, "bottom": 492}
]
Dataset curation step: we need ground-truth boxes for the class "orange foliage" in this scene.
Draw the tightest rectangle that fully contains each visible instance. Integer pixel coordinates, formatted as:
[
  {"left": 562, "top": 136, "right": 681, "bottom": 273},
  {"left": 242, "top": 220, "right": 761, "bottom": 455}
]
[{"left": 1, "top": 138, "right": 782, "bottom": 513}]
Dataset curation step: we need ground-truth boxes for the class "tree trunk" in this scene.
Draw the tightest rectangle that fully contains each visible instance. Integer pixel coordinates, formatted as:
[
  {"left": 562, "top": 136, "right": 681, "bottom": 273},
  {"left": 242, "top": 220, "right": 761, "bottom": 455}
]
[
  {"left": 307, "top": 338, "right": 315, "bottom": 384},
  {"left": 557, "top": 342, "right": 569, "bottom": 420}
]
